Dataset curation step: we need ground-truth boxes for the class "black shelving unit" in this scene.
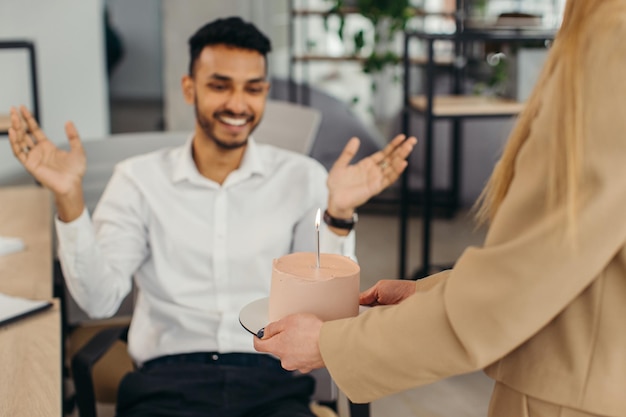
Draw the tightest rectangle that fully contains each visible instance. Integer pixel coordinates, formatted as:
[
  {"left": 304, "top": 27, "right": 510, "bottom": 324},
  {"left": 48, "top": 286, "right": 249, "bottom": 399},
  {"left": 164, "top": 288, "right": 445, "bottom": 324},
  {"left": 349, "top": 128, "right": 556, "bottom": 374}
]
[
  {"left": 0, "top": 40, "right": 40, "bottom": 134},
  {"left": 399, "top": 22, "right": 555, "bottom": 279}
]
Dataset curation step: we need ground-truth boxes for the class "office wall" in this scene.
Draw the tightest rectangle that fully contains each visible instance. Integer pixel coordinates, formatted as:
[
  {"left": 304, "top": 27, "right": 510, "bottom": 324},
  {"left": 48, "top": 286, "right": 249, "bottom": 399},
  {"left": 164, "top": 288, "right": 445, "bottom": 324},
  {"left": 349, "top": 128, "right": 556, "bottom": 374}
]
[
  {"left": 107, "top": 0, "right": 163, "bottom": 100},
  {"left": 163, "top": 1, "right": 244, "bottom": 131},
  {"left": 105, "top": 0, "right": 284, "bottom": 105},
  {"left": 0, "top": 0, "right": 109, "bottom": 186}
]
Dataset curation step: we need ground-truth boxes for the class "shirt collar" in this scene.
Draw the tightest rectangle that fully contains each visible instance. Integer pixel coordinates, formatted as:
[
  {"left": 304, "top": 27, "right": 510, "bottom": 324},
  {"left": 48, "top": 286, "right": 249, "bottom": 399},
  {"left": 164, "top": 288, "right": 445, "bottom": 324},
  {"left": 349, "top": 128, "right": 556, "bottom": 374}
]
[{"left": 171, "top": 134, "right": 267, "bottom": 185}]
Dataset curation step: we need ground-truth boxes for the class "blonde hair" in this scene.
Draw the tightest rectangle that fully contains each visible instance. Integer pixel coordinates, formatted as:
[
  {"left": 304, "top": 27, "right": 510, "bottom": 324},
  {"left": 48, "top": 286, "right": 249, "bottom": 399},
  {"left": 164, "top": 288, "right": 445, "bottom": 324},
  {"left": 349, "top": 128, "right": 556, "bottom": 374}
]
[{"left": 474, "top": 0, "right": 598, "bottom": 236}]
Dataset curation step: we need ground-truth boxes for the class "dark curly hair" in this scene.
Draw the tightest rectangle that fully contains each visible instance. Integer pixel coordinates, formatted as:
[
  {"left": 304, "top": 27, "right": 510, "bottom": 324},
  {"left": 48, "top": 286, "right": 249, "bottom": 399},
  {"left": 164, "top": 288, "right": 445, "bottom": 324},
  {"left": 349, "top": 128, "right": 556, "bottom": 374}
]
[{"left": 187, "top": 16, "right": 272, "bottom": 76}]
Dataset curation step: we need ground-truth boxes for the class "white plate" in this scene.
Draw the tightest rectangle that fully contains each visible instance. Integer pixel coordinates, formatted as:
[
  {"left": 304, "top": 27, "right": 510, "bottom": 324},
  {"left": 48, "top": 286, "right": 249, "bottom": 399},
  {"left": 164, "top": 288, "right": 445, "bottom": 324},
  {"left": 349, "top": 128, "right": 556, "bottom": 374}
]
[
  {"left": 239, "top": 297, "right": 370, "bottom": 336},
  {"left": 239, "top": 297, "right": 271, "bottom": 336}
]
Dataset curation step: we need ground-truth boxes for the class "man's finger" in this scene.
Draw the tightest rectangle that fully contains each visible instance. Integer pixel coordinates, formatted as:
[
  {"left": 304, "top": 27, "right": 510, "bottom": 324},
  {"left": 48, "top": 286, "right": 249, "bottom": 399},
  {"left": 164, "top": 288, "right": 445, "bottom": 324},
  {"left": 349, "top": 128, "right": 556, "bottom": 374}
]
[
  {"left": 8, "top": 128, "right": 28, "bottom": 163},
  {"left": 65, "top": 121, "right": 84, "bottom": 153},
  {"left": 331, "top": 137, "right": 360, "bottom": 170},
  {"left": 382, "top": 134, "right": 406, "bottom": 158},
  {"left": 10, "top": 107, "right": 35, "bottom": 149},
  {"left": 389, "top": 136, "right": 417, "bottom": 161},
  {"left": 20, "top": 105, "right": 47, "bottom": 144},
  {"left": 8, "top": 108, "right": 31, "bottom": 161}
]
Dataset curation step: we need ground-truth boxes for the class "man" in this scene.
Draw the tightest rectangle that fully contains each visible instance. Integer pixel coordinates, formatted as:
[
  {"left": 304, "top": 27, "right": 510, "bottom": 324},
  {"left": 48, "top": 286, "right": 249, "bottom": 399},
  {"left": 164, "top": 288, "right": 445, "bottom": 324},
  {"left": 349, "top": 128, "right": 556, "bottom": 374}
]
[{"left": 8, "top": 16, "right": 415, "bottom": 417}]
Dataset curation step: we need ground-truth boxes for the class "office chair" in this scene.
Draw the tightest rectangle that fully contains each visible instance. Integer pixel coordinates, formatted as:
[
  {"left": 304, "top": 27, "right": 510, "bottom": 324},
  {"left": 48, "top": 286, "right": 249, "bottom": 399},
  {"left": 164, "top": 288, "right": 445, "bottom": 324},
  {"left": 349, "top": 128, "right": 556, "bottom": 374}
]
[
  {"left": 58, "top": 130, "right": 189, "bottom": 414},
  {"left": 65, "top": 100, "right": 369, "bottom": 417}
]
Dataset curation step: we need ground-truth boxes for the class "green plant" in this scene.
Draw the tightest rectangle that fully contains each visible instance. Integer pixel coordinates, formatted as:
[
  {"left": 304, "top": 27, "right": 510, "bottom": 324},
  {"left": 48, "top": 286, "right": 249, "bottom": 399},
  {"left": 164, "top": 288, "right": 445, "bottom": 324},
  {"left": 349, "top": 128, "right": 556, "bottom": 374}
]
[
  {"left": 473, "top": 0, "right": 487, "bottom": 11},
  {"left": 324, "top": 0, "right": 412, "bottom": 75},
  {"left": 471, "top": 52, "right": 509, "bottom": 97}
]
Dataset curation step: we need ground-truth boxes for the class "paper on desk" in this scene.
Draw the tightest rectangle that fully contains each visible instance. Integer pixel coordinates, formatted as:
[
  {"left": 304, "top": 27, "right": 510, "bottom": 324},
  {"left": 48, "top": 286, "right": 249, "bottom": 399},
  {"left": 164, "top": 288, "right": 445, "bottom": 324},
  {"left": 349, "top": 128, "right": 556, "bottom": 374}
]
[
  {"left": 0, "top": 236, "right": 25, "bottom": 256},
  {"left": 0, "top": 292, "right": 53, "bottom": 327}
]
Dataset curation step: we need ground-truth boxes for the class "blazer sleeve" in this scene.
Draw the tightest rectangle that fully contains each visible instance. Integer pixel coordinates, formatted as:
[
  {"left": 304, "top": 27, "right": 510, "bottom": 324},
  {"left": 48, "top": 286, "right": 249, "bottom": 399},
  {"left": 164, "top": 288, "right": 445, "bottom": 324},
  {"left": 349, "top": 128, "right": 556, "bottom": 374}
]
[{"left": 320, "top": 14, "right": 626, "bottom": 404}]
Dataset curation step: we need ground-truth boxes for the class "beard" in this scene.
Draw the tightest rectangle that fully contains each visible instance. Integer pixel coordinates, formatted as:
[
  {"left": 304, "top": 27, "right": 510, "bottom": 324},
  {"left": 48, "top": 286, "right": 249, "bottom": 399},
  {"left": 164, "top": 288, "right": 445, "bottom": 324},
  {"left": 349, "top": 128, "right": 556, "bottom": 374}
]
[{"left": 194, "top": 99, "right": 254, "bottom": 150}]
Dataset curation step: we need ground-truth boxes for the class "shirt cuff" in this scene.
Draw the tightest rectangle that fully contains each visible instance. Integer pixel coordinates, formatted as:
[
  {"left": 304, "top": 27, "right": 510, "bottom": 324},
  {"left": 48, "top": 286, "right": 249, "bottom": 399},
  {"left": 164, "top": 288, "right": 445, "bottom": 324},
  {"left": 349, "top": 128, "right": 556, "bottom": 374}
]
[
  {"left": 55, "top": 207, "right": 95, "bottom": 254},
  {"left": 320, "top": 222, "right": 356, "bottom": 261}
]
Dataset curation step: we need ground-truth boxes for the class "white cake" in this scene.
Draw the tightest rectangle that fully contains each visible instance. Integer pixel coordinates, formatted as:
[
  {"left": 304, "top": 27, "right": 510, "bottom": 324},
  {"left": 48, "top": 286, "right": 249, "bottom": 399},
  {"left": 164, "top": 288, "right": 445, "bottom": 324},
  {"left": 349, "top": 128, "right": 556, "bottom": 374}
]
[{"left": 268, "top": 252, "right": 360, "bottom": 322}]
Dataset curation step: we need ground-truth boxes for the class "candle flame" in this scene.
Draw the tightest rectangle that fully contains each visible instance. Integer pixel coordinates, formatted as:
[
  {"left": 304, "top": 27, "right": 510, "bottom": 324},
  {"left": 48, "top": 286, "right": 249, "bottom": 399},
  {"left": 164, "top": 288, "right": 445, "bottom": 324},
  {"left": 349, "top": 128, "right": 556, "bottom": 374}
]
[{"left": 315, "top": 208, "right": 321, "bottom": 231}]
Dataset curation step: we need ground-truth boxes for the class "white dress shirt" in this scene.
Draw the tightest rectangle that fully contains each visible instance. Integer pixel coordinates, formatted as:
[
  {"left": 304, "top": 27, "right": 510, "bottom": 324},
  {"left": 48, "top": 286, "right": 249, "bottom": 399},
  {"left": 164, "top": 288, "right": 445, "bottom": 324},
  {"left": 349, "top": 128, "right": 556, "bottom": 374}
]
[{"left": 56, "top": 137, "right": 355, "bottom": 365}]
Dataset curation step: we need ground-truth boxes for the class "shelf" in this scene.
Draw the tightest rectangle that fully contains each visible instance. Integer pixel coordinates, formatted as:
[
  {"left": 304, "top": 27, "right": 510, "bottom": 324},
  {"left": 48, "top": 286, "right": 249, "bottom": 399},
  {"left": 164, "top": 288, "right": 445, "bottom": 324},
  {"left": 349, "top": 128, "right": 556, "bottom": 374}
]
[
  {"left": 292, "top": 54, "right": 454, "bottom": 66},
  {"left": 399, "top": 18, "right": 555, "bottom": 279},
  {"left": 292, "top": 54, "right": 362, "bottom": 62},
  {"left": 0, "top": 114, "right": 10, "bottom": 133},
  {"left": 406, "top": 28, "right": 556, "bottom": 42},
  {"left": 291, "top": 7, "right": 455, "bottom": 18},
  {"left": 409, "top": 95, "right": 524, "bottom": 117},
  {"left": 291, "top": 7, "right": 360, "bottom": 16}
]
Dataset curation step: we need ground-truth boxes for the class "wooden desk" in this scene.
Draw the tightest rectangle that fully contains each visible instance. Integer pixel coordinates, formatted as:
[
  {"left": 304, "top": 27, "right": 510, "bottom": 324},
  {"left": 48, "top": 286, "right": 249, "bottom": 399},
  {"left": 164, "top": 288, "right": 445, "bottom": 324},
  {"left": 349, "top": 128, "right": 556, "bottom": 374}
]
[
  {"left": 0, "top": 186, "right": 61, "bottom": 417},
  {"left": 0, "top": 113, "right": 10, "bottom": 133},
  {"left": 0, "top": 186, "right": 53, "bottom": 298}
]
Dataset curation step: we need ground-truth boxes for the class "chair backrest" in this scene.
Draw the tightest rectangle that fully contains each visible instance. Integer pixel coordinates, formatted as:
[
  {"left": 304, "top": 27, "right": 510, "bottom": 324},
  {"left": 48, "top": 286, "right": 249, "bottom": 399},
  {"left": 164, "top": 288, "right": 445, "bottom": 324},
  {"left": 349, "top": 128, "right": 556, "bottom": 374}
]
[
  {"left": 77, "top": 99, "right": 320, "bottom": 215},
  {"left": 253, "top": 99, "right": 321, "bottom": 155},
  {"left": 79, "top": 131, "right": 189, "bottom": 214}
]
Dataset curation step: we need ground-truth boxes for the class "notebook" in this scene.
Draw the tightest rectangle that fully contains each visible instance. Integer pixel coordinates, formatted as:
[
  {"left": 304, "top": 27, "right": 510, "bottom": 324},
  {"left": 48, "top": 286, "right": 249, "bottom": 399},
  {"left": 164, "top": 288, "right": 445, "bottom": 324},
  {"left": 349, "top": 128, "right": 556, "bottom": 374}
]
[{"left": 0, "top": 292, "right": 53, "bottom": 327}]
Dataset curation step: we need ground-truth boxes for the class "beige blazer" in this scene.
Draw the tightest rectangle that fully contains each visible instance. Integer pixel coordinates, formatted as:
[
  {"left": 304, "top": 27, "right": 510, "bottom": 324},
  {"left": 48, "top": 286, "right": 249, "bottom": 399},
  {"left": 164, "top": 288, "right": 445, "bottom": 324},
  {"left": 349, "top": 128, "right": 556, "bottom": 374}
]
[{"left": 320, "top": 4, "right": 626, "bottom": 416}]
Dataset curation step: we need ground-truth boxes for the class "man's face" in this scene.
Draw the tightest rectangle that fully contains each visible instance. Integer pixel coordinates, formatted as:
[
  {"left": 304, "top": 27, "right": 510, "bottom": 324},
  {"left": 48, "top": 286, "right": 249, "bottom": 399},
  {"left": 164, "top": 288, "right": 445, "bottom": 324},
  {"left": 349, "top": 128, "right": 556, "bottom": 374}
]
[{"left": 183, "top": 44, "right": 269, "bottom": 149}]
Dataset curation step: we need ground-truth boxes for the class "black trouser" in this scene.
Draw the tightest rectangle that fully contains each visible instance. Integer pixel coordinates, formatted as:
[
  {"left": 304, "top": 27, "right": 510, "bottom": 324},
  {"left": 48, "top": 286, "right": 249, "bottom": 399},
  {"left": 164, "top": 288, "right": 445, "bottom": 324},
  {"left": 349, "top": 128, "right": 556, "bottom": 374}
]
[{"left": 116, "top": 352, "right": 316, "bottom": 417}]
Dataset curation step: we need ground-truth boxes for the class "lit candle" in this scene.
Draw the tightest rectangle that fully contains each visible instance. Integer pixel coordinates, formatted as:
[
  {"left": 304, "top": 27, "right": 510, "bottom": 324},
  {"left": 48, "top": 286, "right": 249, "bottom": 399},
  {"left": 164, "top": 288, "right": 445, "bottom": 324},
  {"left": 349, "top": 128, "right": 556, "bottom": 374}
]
[{"left": 315, "top": 208, "right": 321, "bottom": 268}]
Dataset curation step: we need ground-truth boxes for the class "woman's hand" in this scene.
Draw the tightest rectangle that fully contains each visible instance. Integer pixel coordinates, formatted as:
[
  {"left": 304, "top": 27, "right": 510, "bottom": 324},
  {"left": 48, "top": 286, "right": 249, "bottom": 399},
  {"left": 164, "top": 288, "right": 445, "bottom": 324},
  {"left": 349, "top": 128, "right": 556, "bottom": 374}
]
[
  {"left": 359, "top": 279, "right": 417, "bottom": 306},
  {"left": 253, "top": 313, "right": 325, "bottom": 373}
]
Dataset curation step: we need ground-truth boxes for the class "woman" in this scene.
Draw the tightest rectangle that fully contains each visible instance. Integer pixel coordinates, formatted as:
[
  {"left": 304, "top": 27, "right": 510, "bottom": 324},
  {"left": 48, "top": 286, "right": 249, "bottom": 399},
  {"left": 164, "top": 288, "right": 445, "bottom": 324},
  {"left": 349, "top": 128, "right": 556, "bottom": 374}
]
[{"left": 254, "top": 1, "right": 626, "bottom": 415}]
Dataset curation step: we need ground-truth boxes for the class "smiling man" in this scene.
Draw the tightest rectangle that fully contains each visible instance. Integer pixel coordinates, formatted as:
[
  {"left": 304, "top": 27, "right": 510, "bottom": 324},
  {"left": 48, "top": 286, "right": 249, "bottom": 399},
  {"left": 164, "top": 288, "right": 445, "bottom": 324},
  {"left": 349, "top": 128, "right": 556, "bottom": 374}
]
[
  {"left": 8, "top": 16, "right": 416, "bottom": 417},
  {"left": 186, "top": 46, "right": 267, "bottom": 147},
  {"left": 182, "top": 21, "right": 272, "bottom": 184}
]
